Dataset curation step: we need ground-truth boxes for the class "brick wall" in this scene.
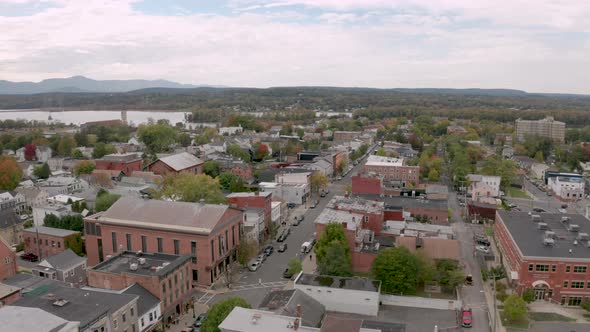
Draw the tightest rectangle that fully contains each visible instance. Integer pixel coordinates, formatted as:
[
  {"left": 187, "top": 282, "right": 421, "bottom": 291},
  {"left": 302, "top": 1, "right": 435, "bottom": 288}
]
[
  {"left": 362, "top": 165, "right": 420, "bottom": 185},
  {"left": 0, "top": 241, "right": 16, "bottom": 281},
  {"left": 405, "top": 207, "right": 448, "bottom": 224},
  {"left": 23, "top": 231, "right": 78, "bottom": 259},
  {"left": 95, "top": 159, "right": 142, "bottom": 176},
  {"left": 146, "top": 161, "right": 203, "bottom": 176},
  {"left": 351, "top": 175, "right": 382, "bottom": 195}
]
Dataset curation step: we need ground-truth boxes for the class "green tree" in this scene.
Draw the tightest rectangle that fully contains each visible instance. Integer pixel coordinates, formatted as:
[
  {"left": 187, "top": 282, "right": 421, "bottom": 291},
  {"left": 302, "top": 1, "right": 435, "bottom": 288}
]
[
  {"left": 43, "top": 214, "right": 60, "bottom": 227},
  {"left": 534, "top": 150, "right": 544, "bottom": 162},
  {"left": 158, "top": 173, "right": 226, "bottom": 203},
  {"left": 92, "top": 142, "right": 116, "bottom": 159},
  {"left": 314, "top": 223, "right": 350, "bottom": 264},
  {"left": 375, "top": 148, "right": 387, "bottom": 156},
  {"left": 310, "top": 172, "right": 329, "bottom": 196},
  {"left": 372, "top": 247, "right": 421, "bottom": 294},
  {"left": 34, "top": 163, "right": 51, "bottom": 179},
  {"left": 288, "top": 257, "right": 303, "bottom": 275},
  {"left": 137, "top": 124, "right": 177, "bottom": 153},
  {"left": 480, "top": 156, "right": 517, "bottom": 190},
  {"left": 201, "top": 298, "right": 252, "bottom": 332},
  {"left": 74, "top": 160, "right": 96, "bottom": 176},
  {"left": 177, "top": 132, "right": 192, "bottom": 147},
  {"left": 218, "top": 172, "right": 247, "bottom": 192},
  {"left": 522, "top": 288, "right": 535, "bottom": 303},
  {"left": 0, "top": 156, "right": 23, "bottom": 190},
  {"left": 95, "top": 192, "right": 121, "bottom": 212},
  {"left": 581, "top": 298, "right": 590, "bottom": 312},
  {"left": 427, "top": 168, "right": 440, "bottom": 182},
  {"left": 57, "top": 136, "right": 76, "bottom": 156},
  {"left": 503, "top": 295, "right": 528, "bottom": 322},
  {"left": 237, "top": 238, "right": 258, "bottom": 266},
  {"left": 317, "top": 241, "right": 351, "bottom": 277},
  {"left": 71, "top": 148, "right": 84, "bottom": 159},
  {"left": 227, "top": 144, "right": 251, "bottom": 162},
  {"left": 203, "top": 160, "right": 221, "bottom": 178},
  {"left": 337, "top": 158, "right": 349, "bottom": 175}
]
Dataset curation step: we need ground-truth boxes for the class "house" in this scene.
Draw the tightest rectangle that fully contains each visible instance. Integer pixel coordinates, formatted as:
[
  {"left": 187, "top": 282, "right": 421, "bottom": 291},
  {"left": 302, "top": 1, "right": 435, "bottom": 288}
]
[
  {"left": 333, "top": 131, "right": 361, "bottom": 143},
  {"left": 548, "top": 176, "right": 585, "bottom": 201},
  {"left": 146, "top": 152, "right": 204, "bottom": 175},
  {"left": 47, "top": 157, "right": 64, "bottom": 172},
  {"left": 7, "top": 274, "right": 138, "bottom": 332},
  {"left": 219, "top": 126, "right": 243, "bottom": 136},
  {"left": 0, "top": 190, "right": 26, "bottom": 213},
  {"left": 467, "top": 174, "right": 501, "bottom": 202},
  {"left": 447, "top": 125, "right": 468, "bottom": 136},
  {"left": 95, "top": 153, "right": 143, "bottom": 176},
  {"left": 0, "top": 306, "right": 80, "bottom": 332},
  {"left": 88, "top": 251, "right": 192, "bottom": 324},
  {"left": 32, "top": 204, "right": 73, "bottom": 227},
  {"left": 84, "top": 197, "right": 244, "bottom": 286},
  {"left": 259, "top": 182, "right": 307, "bottom": 205},
  {"left": 502, "top": 146, "right": 514, "bottom": 159},
  {"left": 363, "top": 155, "right": 420, "bottom": 187},
  {"left": 121, "top": 283, "right": 162, "bottom": 332},
  {"left": 36, "top": 146, "right": 52, "bottom": 163},
  {"left": 242, "top": 208, "right": 266, "bottom": 243},
  {"left": 37, "top": 176, "right": 88, "bottom": 196},
  {"left": 23, "top": 226, "right": 80, "bottom": 259},
  {"left": 306, "top": 159, "right": 333, "bottom": 178},
  {"left": 227, "top": 191, "right": 272, "bottom": 226},
  {"left": 15, "top": 147, "right": 25, "bottom": 161},
  {"left": 15, "top": 187, "right": 49, "bottom": 210},
  {"left": 0, "top": 209, "right": 24, "bottom": 246},
  {"left": 32, "top": 249, "right": 88, "bottom": 287},
  {"left": 495, "top": 211, "right": 590, "bottom": 306},
  {"left": 76, "top": 146, "right": 95, "bottom": 159},
  {"left": 531, "top": 163, "right": 550, "bottom": 181},
  {"left": 0, "top": 282, "right": 21, "bottom": 305},
  {"left": 258, "top": 289, "right": 326, "bottom": 328},
  {"left": 425, "top": 184, "right": 449, "bottom": 200},
  {"left": 0, "top": 236, "right": 17, "bottom": 281}
]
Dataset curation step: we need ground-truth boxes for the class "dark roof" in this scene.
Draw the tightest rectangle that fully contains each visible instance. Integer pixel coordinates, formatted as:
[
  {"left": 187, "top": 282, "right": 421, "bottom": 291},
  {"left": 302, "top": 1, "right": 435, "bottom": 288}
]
[
  {"left": 259, "top": 289, "right": 326, "bottom": 328},
  {"left": 296, "top": 273, "right": 380, "bottom": 292},
  {"left": 0, "top": 209, "right": 23, "bottom": 229},
  {"left": 41, "top": 249, "right": 86, "bottom": 271},
  {"left": 122, "top": 283, "right": 160, "bottom": 316},
  {"left": 498, "top": 211, "right": 590, "bottom": 259},
  {"left": 257, "top": 168, "right": 311, "bottom": 182},
  {"left": 357, "top": 194, "right": 448, "bottom": 211},
  {"left": 92, "top": 251, "right": 191, "bottom": 278}
]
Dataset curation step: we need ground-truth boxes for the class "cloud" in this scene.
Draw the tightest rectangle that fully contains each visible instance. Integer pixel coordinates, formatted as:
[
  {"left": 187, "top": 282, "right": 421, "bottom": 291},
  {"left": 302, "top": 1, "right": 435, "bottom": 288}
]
[{"left": 1, "top": 0, "right": 589, "bottom": 93}]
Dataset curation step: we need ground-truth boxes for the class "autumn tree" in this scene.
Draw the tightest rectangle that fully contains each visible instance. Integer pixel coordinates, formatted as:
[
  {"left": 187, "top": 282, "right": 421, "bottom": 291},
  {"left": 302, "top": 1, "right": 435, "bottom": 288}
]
[
  {"left": 0, "top": 156, "right": 23, "bottom": 190},
  {"left": 310, "top": 172, "right": 329, "bottom": 196},
  {"left": 255, "top": 143, "right": 270, "bottom": 161},
  {"left": 74, "top": 160, "right": 96, "bottom": 176},
  {"left": 57, "top": 136, "right": 76, "bottom": 156},
  {"left": 158, "top": 173, "right": 226, "bottom": 203},
  {"left": 237, "top": 238, "right": 258, "bottom": 266},
  {"left": 24, "top": 144, "right": 36, "bottom": 160}
]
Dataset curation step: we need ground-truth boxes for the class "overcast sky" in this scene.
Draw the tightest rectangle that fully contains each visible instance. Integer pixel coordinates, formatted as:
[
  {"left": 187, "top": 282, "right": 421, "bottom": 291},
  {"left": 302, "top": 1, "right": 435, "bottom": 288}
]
[{"left": 1, "top": 0, "right": 590, "bottom": 93}]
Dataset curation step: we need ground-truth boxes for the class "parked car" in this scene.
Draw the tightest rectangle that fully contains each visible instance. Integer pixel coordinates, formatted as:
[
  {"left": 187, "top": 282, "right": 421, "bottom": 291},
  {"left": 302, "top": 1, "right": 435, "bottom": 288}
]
[
  {"left": 310, "top": 201, "right": 317, "bottom": 208},
  {"left": 287, "top": 203, "right": 296, "bottom": 209},
  {"left": 559, "top": 208, "right": 567, "bottom": 214},
  {"left": 465, "top": 274, "right": 473, "bottom": 286},
  {"left": 20, "top": 253, "right": 38, "bottom": 262},
  {"left": 194, "top": 313, "right": 207, "bottom": 329},
  {"left": 320, "top": 192, "right": 326, "bottom": 197},
  {"left": 255, "top": 254, "right": 267, "bottom": 263},
  {"left": 263, "top": 245, "right": 274, "bottom": 257},
  {"left": 532, "top": 208, "right": 547, "bottom": 213},
  {"left": 283, "top": 268, "right": 294, "bottom": 279},
  {"left": 309, "top": 238, "right": 317, "bottom": 247},
  {"left": 248, "top": 260, "right": 261, "bottom": 272},
  {"left": 278, "top": 243, "right": 288, "bottom": 252},
  {"left": 508, "top": 203, "right": 517, "bottom": 209},
  {"left": 461, "top": 308, "right": 473, "bottom": 328},
  {"left": 475, "top": 245, "right": 490, "bottom": 254},
  {"left": 561, "top": 204, "right": 569, "bottom": 209},
  {"left": 475, "top": 238, "right": 490, "bottom": 247}
]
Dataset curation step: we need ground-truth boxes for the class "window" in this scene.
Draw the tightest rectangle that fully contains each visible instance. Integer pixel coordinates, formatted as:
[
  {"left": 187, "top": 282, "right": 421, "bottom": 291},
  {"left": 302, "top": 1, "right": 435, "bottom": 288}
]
[
  {"left": 191, "top": 241, "right": 197, "bottom": 264},
  {"left": 574, "top": 266, "right": 587, "bottom": 273},
  {"left": 571, "top": 281, "right": 585, "bottom": 289},
  {"left": 569, "top": 296, "right": 583, "bottom": 306},
  {"left": 528, "top": 264, "right": 533, "bottom": 272},
  {"left": 169, "top": 279, "right": 172, "bottom": 289},
  {"left": 4, "top": 257, "right": 10, "bottom": 264},
  {"left": 141, "top": 236, "right": 147, "bottom": 252},
  {"left": 130, "top": 308, "right": 134, "bottom": 317},
  {"left": 70, "top": 269, "right": 75, "bottom": 276},
  {"left": 149, "top": 312, "right": 153, "bottom": 321},
  {"left": 232, "top": 226, "right": 235, "bottom": 247},
  {"left": 157, "top": 237, "right": 163, "bottom": 253},
  {"left": 51, "top": 240, "right": 55, "bottom": 247},
  {"left": 174, "top": 274, "right": 178, "bottom": 285},
  {"left": 193, "top": 269, "right": 199, "bottom": 282},
  {"left": 564, "top": 281, "right": 569, "bottom": 288},
  {"left": 174, "top": 239, "right": 180, "bottom": 255},
  {"left": 57, "top": 242, "right": 61, "bottom": 248},
  {"left": 114, "top": 319, "right": 118, "bottom": 329},
  {"left": 552, "top": 265, "right": 556, "bottom": 272},
  {"left": 126, "top": 233, "right": 132, "bottom": 251},
  {"left": 132, "top": 325, "right": 136, "bottom": 332},
  {"left": 535, "top": 264, "right": 549, "bottom": 272},
  {"left": 141, "top": 318, "right": 145, "bottom": 326},
  {"left": 45, "top": 239, "right": 48, "bottom": 245},
  {"left": 112, "top": 232, "right": 118, "bottom": 253},
  {"left": 225, "top": 230, "right": 229, "bottom": 252},
  {"left": 122, "top": 313, "right": 126, "bottom": 322},
  {"left": 96, "top": 224, "right": 101, "bottom": 236},
  {"left": 566, "top": 265, "right": 571, "bottom": 273},
  {"left": 162, "top": 283, "right": 166, "bottom": 293},
  {"left": 211, "top": 240, "right": 215, "bottom": 262}
]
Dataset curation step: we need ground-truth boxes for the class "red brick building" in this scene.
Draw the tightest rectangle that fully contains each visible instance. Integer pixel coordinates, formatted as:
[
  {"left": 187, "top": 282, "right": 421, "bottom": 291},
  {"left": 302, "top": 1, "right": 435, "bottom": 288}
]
[
  {"left": 351, "top": 175, "right": 382, "bottom": 195},
  {"left": 227, "top": 191, "right": 272, "bottom": 226},
  {"left": 363, "top": 155, "right": 420, "bottom": 187},
  {"left": 22, "top": 226, "right": 80, "bottom": 260},
  {"left": 95, "top": 153, "right": 143, "bottom": 176},
  {"left": 88, "top": 251, "right": 192, "bottom": 322},
  {"left": 84, "top": 197, "right": 243, "bottom": 286},
  {"left": 0, "top": 236, "right": 16, "bottom": 281},
  {"left": 495, "top": 211, "right": 590, "bottom": 306},
  {"left": 146, "top": 152, "right": 204, "bottom": 176}
]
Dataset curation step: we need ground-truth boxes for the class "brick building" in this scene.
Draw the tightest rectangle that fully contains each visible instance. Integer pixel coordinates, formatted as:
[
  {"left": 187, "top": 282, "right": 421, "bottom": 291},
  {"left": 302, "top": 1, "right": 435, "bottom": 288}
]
[
  {"left": 146, "top": 152, "right": 204, "bottom": 176},
  {"left": 0, "top": 236, "right": 16, "bottom": 281},
  {"left": 23, "top": 226, "right": 80, "bottom": 260},
  {"left": 88, "top": 251, "right": 192, "bottom": 323},
  {"left": 515, "top": 116, "right": 565, "bottom": 143},
  {"left": 351, "top": 175, "right": 382, "bottom": 195},
  {"left": 227, "top": 191, "right": 272, "bottom": 232},
  {"left": 333, "top": 131, "right": 361, "bottom": 143},
  {"left": 495, "top": 211, "right": 590, "bottom": 305},
  {"left": 0, "top": 209, "right": 24, "bottom": 246},
  {"left": 363, "top": 155, "right": 420, "bottom": 187},
  {"left": 84, "top": 197, "right": 244, "bottom": 286},
  {"left": 95, "top": 153, "right": 143, "bottom": 176}
]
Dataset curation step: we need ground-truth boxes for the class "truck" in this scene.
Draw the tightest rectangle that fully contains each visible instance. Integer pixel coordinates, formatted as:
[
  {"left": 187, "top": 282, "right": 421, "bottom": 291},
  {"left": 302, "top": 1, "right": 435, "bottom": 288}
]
[{"left": 301, "top": 242, "right": 312, "bottom": 254}]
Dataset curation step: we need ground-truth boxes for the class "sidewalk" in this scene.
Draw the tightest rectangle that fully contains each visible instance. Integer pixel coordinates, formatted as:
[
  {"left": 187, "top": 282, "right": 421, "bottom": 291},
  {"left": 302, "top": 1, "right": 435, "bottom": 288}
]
[
  {"left": 302, "top": 252, "right": 316, "bottom": 274},
  {"left": 528, "top": 301, "right": 589, "bottom": 323},
  {"left": 165, "top": 302, "right": 208, "bottom": 332}
]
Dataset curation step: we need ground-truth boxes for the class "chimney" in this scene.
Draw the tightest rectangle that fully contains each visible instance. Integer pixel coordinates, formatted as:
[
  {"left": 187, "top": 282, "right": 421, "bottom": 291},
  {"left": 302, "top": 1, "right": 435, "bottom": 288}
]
[{"left": 296, "top": 304, "right": 301, "bottom": 318}]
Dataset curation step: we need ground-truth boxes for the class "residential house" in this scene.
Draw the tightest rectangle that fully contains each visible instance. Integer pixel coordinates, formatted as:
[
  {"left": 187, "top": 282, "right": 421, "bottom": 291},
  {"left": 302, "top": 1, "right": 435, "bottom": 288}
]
[
  {"left": 531, "top": 163, "right": 551, "bottom": 181},
  {"left": 23, "top": 226, "right": 80, "bottom": 259},
  {"left": 32, "top": 249, "right": 88, "bottom": 287},
  {"left": 333, "top": 131, "right": 361, "bottom": 143},
  {"left": 37, "top": 176, "right": 89, "bottom": 196},
  {"left": 306, "top": 159, "right": 333, "bottom": 178},
  {"left": 227, "top": 191, "right": 272, "bottom": 225},
  {"left": 259, "top": 182, "right": 307, "bottom": 205},
  {"left": 467, "top": 174, "right": 501, "bottom": 202},
  {"left": 242, "top": 208, "right": 266, "bottom": 243},
  {"left": 32, "top": 204, "right": 73, "bottom": 227},
  {"left": 0, "top": 209, "right": 24, "bottom": 246},
  {"left": 0, "top": 306, "right": 80, "bottom": 332},
  {"left": 84, "top": 197, "right": 244, "bottom": 286},
  {"left": 121, "top": 283, "right": 162, "bottom": 332},
  {"left": 219, "top": 126, "right": 243, "bottom": 136},
  {"left": 0, "top": 190, "right": 26, "bottom": 213},
  {"left": 47, "top": 157, "right": 64, "bottom": 172},
  {"left": 258, "top": 289, "right": 326, "bottom": 328},
  {"left": 146, "top": 152, "right": 204, "bottom": 175},
  {"left": 0, "top": 236, "right": 17, "bottom": 281},
  {"left": 36, "top": 146, "right": 52, "bottom": 163},
  {"left": 15, "top": 187, "right": 49, "bottom": 210}
]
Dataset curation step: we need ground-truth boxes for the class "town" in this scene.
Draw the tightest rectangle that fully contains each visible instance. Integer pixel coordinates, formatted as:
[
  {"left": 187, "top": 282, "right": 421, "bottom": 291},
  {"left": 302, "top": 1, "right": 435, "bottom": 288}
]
[{"left": 1, "top": 104, "right": 590, "bottom": 332}]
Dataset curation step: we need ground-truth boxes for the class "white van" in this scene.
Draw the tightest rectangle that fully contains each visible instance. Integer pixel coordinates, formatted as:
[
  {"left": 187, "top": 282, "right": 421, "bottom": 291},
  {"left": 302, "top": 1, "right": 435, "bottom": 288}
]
[
  {"left": 301, "top": 242, "right": 312, "bottom": 254},
  {"left": 248, "top": 259, "right": 261, "bottom": 271}
]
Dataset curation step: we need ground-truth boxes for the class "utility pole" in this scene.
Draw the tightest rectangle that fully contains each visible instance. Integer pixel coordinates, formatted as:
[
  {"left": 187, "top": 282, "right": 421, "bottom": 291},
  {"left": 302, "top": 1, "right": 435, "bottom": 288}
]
[{"left": 492, "top": 272, "right": 497, "bottom": 332}]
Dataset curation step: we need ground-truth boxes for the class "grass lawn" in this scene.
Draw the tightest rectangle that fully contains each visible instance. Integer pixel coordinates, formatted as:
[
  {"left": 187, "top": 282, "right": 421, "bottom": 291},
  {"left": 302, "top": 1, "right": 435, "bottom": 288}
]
[
  {"left": 506, "top": 187, "right": 530, "bottom": 199},
  {"left": 529, "top": 312, "right": 576, "bottom": 322},
  {"left": 500, "top": 311, "right": 529, "bottom": 330}
]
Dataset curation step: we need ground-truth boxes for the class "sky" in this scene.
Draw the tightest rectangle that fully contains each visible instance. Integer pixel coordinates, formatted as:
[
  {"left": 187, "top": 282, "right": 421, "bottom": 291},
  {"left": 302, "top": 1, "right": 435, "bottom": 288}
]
[{"left": 1, "top": 0, "right": 590, "bottom": 93}]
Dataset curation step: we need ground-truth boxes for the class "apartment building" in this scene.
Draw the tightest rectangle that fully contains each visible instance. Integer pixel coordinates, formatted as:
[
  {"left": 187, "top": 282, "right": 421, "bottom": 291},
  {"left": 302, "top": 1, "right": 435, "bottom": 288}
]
[
  {"left": 23, "top": 226, "right": 80, "bottom": 260},
  {"left": 95, "top": 153, "right": 143, "bottom": 176},
  {"left": 363, "top": 155, "right": 420, "bottom": 187},
  {"left": 515, "top": 116, "right": 565, "bottom": 143}
]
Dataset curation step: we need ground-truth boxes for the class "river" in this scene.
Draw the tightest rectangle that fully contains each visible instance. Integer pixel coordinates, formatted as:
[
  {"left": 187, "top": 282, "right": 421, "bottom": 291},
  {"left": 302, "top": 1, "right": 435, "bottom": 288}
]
[{"left": 0, "top": 109, "right": 188, "bottom": 126}]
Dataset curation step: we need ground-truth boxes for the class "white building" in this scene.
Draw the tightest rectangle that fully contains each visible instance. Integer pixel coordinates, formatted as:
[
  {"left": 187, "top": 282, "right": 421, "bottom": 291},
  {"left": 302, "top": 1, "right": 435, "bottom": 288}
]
[
  {"left": 0, "top": 190, "right": 26, "bottom": 213},
  {"left": 0, "top": 306, "right": 80, "bottom": 332},
  {"left": 16, "top": 187, "right": 50, "bottom": 209},
  {"left": 37, "top": 176, "right": 89, "bottom": 196},
  {"left": 36, "top": 146, "right": 53, "bottom": 163},
  {"left": 271, "top": 201, "right": 282, "bottom": 225},
  {"left": 259, "top": 182, "right": 308, "bottom": 205},
  {"left": 467, "top": 174, "right": 501, "bottom": 201},
  {"left": 32, "top": 204, "right": 73, "bottom": 226},
  {"left": 530, "top": 163, "right": 550, "bottom": 181},
  {"left": 243, "top": 208, "right": 266, "bottom": 244},
  {"left": 548, "top": 176, "right": 585, "bottom": 201},
  {"left": 219, "top": 126, "right": 243, "bottom": 136},
  {"left": 293, "top": 273, "right": 381, "bottom": 316}
]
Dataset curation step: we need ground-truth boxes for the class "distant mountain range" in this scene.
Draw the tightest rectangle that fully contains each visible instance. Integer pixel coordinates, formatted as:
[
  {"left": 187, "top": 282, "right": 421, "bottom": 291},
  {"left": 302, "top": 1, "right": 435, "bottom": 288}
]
[{"left": 0, "top": 76, "right": 226, "bottom": 94}]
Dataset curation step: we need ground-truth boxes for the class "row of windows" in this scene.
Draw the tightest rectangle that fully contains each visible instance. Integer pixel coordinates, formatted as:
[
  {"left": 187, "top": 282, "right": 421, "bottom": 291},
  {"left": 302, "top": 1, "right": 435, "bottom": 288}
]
[
  {"left": 25, "top": 237, "right": 62, "bottom": 248},
  {"left": 528, "top": 264, "right": 588, "bottom": 274},
  {"left": 563, "top": 280, "right": 590, "bottom": 288}
]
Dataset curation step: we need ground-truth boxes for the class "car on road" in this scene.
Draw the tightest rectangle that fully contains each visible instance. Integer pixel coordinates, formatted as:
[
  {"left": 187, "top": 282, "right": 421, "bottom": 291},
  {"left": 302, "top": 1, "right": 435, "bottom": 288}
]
[
  {"left": 194, "top": 313, "right": 207, "bottom": 329},
  {"left": 461, "top": 308, "right": 473, "bottom": 328},
  {"left": 278, "top": 243, "right": 287, "bottom": 252},
  {"left": 287, "top": 203, "right": 296, "bottom": 209},
  {"left": 310, "top": 201, "right": 317, "bottom": 208},
  {"left": 283, "top": 268, "right": 294, "bottom": 279},
  {"left": 20, "top": 252, "right": 38, "bottom": 262},
  {"left": 532, "top": 208, "right": 547, "bottom": 213},
  {"left": 465, "top": 274, "right": 473, "bottom": 286},
  {"left": 475, "top": 245, "right": 490, "bottom": 254},
  {"left": 248, "top": 260, "right": 261, "bottom": 272},
  {"left": 263, "top": 245, "right": 274, "bottom": 257},
  {"left": 277, "top": 228, "right": 290, "bottom": 242},
  {"left": 508, "top": 203, "right": 517, "bottom": 209},
  {"left": 255, "top": 254, "right": 266, "bottom": 263},
  {"left": 336, "top": 176, "right": 342, "bottom": 181},
  {"left": 301, "top": 241, "right": 312, "bottom": 254}
]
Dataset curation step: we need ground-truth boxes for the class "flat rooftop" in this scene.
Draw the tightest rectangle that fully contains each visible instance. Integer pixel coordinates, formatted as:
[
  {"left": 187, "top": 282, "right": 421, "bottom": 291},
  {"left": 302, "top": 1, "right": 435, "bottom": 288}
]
[
  {"left": 327, "top": 195, "right": 384, "bottom": 214},
  {"left": 498, "top": 211, "right": 590, "bottom": 260},
  {"left": 357, "top": 194, "right": 448, "bottom": 211},
  {"left": 92, "top": 251, "right": 191, "bottom": 277},
  {"left": 315, "top": 208, "right": 363, "bottom": 231},
  {"left": 295, "top": 273, "right": 381, "bottom": 292},
  {"left": 365, "top": 155, "right": 403, "bottom": 167},
  {"left": 227, "top": 191, "right": 272, "bottom": 198},
  {"left": 219, "top": 307, "right": 317, "bottom": 332}
]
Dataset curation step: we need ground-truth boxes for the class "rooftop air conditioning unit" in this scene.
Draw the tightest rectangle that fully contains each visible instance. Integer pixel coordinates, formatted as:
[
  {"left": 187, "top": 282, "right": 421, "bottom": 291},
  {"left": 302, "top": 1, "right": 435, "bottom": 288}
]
[
  {"left": 129, "top": 263, "right": 138, "bottom": 271},
  {"left": 138, "top": 258, "right": 146, "bottom": 265},
  {"left": 543, "top": 238, "right": 555, "bottom": 246},
  {"left": 537, "top": 222, "right": 548, "bottom": 230}
]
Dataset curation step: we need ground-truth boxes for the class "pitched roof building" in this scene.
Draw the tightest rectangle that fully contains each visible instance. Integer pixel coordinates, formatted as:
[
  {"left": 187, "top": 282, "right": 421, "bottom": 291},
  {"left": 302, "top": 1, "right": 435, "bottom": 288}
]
[{"left": 146, "top": 152, "right": 204, "bottom": 175}]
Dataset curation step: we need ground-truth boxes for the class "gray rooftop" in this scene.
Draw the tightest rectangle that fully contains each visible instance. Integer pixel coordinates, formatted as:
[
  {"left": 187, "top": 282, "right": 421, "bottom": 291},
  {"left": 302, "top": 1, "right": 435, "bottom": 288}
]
[
  {"left": 315, "top": 208, "right": 364, "bottom": 229},
  {"left": 259, "top": 289, "right": 326, "bottom": 328},
  {"left": 0, "top": 306, "right": 80, "bottom": 332},
  {"left": 498, "top": 211, "right": 590, "bottom": 260},
  {"left": 295, "top": 273, "right": 381, "bottom": 292},
  {"left": 357, "top": 194, "right": 448, "bottom": 211},
  {"left": 157, "top": 152, "right": 203, "bottom": 171},
  {"left": 92, "top": 251, "right": 191, "bottom": 278},
  {"left": 38, "top": 249, "right": 86, "bottom": 271},
  {"left": 327, "top": 195, "right": 384, "bottom": 214},
  {"left": 0, "top": 209, "right": 23, "bottom": 229},
  {"left": 122, "top": 283, "right": 161, "bottom": 316},
  {"left": 23, "top": 226, "right": 79, "bottom": 238}
]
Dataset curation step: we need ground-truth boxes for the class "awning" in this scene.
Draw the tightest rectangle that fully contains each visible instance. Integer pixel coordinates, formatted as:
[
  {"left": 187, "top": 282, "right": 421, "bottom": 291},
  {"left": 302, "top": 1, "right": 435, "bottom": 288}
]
[
  {"left": 510, "top": 271, "right": 519, "bottom": 280},
  {"left": 532, "top": 280, "right": 550, "bottom": 288}
]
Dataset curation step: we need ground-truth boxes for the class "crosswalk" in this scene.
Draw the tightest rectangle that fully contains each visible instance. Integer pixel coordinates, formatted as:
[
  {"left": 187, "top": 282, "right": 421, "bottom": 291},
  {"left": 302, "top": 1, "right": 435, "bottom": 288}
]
[
  {"left": 195, "top": 292, "right": 216, "bottom": 305},
  {"left": 194, "top": 281, "right": 289, "bottom": 305}
]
